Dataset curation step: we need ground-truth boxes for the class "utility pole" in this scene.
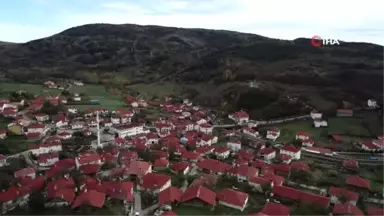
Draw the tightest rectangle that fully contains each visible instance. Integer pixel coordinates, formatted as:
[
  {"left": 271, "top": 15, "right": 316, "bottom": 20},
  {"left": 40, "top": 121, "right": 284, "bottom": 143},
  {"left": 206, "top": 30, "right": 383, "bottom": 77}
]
[{"left": 96, "top": 111, "right": 101, "bottom": 148}]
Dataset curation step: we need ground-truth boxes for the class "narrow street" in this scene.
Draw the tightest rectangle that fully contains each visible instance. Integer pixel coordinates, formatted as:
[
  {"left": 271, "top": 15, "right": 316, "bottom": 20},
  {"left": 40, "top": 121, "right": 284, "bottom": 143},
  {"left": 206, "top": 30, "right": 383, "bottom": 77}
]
[{"left": 133, "top": 191, "right": 142, "bottom": 216}]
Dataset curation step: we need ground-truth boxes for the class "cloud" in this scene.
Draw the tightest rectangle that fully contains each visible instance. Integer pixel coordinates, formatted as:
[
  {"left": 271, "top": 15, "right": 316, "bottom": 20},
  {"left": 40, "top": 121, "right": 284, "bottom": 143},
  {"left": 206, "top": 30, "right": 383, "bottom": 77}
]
[{"left": 1, "top": 0, "right": 383, "bottom": 44}]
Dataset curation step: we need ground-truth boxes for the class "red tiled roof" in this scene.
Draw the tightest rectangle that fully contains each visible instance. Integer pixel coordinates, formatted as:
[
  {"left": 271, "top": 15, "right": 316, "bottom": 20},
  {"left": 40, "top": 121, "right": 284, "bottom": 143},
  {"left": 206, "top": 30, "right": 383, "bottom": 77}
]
[
  {"left": 181, "top": 185, "right": 216, "bottom": 206},
  {"left": 343, "top": 160, "right": 359, "bottom": 169},
  {"left": 158, "top": 186, "right": 182, "bottom": 206},
  {"left": 154, "top": 159, "right": 169, "bottom": 167},
  {"left": 140, "top": 173, "right": 171, "bottom": 190},
  {"left": 366, "top": 206, "right": 384, "bottom": 216},
  {"left": 249, "top": 176, "right": 271, "bottom": 185},
  {"left": 80, "top": 164, "right": 101, "bottom": 175},
  {"left": 227, "top": 165, "right": 258, "bottom": 179},
  {"left": 171, "top": 162, "right": 190, "bottom": 172},
  {"left": 76, "top": 153, "right": 101, "bottom": 165},
  {"left": 124, "top": 161, "right": 151, "bottom": 177},
  {"left": 272, "top": 186, "right": 330, "bottom": 208},
  {"left": 346, "top": 175, "right": 370, "bottom": 189},
  {"left": 97, "top": 181, "right": 134, "bottom": 201},
  {"left": 216, "top": 189, "right": 248, "bottom": 208},
  {"left": 47, "top": 178, "right": 76, "bottom": 202},
  {"left": 328, "top": 187, "right": 359, "bottom": 201},
  {"left": 237, "top": 150, "right": 255, "bottom": 161},
  {"left": 333, "top": 203, "right": 364, "bottom": 216},
  {"left": 14, "top": 167, "right": 35, "bottom": 178},
  {"left": 260, "top": 202, "right": 290, "bottom": 216},
  {"left": 260, "top": 147, "right": 275, "bottom": 155},
  {"left": 71, "top": 190, "right": 105, "bottom": 209},
  {"left": 280, "top": 144, "right": 300, "bottom": 153},
  {"left": 337, "top": 109, "right": 353, "bottom": 114},
  {"left": 297, "top": 131, "right": 310, "bottom": 137},
  {"left": 290, "top": 161, "right": 310, "bottom": 171},
  {"left": 197, "top": 159, "right": 231, "bottom": 174},
  {"left": 182, "top": 151, "right": 200, "bottom": 160}
]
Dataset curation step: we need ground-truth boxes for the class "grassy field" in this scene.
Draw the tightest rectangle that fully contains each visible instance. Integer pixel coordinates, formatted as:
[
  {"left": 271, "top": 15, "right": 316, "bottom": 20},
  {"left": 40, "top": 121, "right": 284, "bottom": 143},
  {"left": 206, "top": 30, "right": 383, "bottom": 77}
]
[
  {"left": 328, "top": 118, "right": 371, "bottom": 137},
  {"left": 0, "top": 119, "right": 11, "bottom": 128},
  {"left": 0, "top": 82, "right": 61, "bottom": 95},
  {"left": 126, "top": 82, "right": 182, "bottom": 99},
  {"left": 0, "top": 135, "right": 38, "bottom": 154},
  {"left": 308, "top": 95, "right": 337, "bottom": 111},
  {"left": 70, "top": 84, "right": 126, "bottom": 111},
  {"left": 271, "top": 120, "right": 327, "bottom": 142},
  {"left": 172, "top": 204, "right": 250, "bottom": 216}
]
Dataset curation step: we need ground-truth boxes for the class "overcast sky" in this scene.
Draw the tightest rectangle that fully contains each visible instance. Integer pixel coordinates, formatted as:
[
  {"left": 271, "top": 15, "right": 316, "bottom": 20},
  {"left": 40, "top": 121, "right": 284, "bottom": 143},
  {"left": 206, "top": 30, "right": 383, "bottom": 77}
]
[{"left": 1, "top": 0, "right": 383, "bottom": 45}]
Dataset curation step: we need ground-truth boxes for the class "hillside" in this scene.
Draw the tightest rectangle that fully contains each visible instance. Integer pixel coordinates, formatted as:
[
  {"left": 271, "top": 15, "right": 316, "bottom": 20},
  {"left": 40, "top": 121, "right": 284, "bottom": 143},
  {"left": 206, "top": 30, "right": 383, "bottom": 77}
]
[{"left": 0, "top": 23, "right": 382, "bottom": 117}]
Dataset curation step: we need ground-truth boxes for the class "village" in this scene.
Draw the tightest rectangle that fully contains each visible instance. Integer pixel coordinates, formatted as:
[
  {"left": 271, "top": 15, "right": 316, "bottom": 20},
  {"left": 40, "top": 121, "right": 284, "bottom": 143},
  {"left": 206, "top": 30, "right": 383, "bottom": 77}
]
[{"left": 0, "top": 80, "right": 383, "bottom": 216}]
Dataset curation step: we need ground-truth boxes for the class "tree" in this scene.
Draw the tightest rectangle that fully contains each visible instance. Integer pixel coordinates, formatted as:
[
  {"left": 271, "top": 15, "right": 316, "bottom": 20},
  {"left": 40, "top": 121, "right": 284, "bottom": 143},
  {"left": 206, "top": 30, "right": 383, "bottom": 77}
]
[{"left": 28, "top": 191, "right": 45, "bottom": 213}]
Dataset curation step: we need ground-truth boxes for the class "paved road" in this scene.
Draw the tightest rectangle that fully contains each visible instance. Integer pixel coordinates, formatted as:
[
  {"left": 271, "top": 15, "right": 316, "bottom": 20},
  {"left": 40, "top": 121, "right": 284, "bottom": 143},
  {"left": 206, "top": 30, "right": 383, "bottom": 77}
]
[
  {"left": 133, "top": 191, "right": 142, "bottom": 216},
  {"left": 142, "top": 204, "right": 159, "bottom": 216}
]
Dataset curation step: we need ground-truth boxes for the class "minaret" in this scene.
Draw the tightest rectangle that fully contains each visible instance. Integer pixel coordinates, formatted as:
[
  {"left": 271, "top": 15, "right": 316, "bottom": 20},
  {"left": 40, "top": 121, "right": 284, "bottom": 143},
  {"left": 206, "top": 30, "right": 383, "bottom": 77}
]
[{"left": 96, "top": 111, "right": 101, "bottom": 148}]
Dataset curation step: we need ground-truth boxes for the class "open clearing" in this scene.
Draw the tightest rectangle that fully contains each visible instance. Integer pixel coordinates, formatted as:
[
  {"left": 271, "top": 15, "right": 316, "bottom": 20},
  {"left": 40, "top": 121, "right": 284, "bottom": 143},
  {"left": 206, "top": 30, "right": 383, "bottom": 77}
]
[
  {"left": 270, "top": 120, "right": 327, "bottom": 142},
  {"left": 70, "top": 84, "right": 126, "bottom": 111},
  {"left": 126, "top": 82, "right": 182, "bottom": 99},
  {"left": 328, "top": 117, "right": 371, "bottom": 137},
  {"left": 0, "top": 82, "right": 61, "bottom": 95}
]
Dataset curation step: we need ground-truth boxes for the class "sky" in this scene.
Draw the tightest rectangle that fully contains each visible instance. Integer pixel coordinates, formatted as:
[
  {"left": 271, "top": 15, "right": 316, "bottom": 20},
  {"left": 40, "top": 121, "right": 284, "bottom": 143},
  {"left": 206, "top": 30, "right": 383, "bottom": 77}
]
[{"left": 0, "top": 0, "right": 383, "bottom": 45}]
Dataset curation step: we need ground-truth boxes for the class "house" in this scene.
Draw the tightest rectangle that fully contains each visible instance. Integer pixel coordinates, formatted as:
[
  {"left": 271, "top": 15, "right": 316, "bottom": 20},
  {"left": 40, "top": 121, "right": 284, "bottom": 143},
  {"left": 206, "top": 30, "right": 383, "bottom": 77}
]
[
  {"left": 227, "top": 140, "right": 241, "bottom": 151},
  {"left": 73, "top": 81, "right": 84, "bottom": 86},
  {"left": 249, "top": 176, "right": 273, "bottom": 193},
  {"left": 75, "top": 153, "right": 102, "bottom": 168},
  {"left": 197, "top": 159, "right": 231, "bottom": 175},
  {"left": 123, "top": 160, "right": 152, "bottom": 179},
  {"left": 0, "top": 129, "right": 7, "bottom": 139},
  {"left": 243, "top": 127, "right": 259, "bottom": 137},
  {"left": 156, "top": 123, "right": 173, "bottom": 133},
  {"left": 131, "top": 100, "right": 139, "bottom": 108},
  {"left": 35, "top": 113, "right": 49, "bottom": 122},
  {"left": 199, "top": 123, "right": 213, "bottom": 134},
  {"left": 15, "top": 167, "right": 36, "bottom": 179},
  {"left": 170, "top": 162, "right": 190, "bottom": 175},
  {"left": 29, "top": 142, "right": 62, "bottom": 156},
  {"left": 366, "top": 206, "right": 384, "bottom": 216},
  {"left": 333, "top": 203, "right": 364, "bottom": 216},
  {"left": 302, "top": 139, "right": 315, "bottom": 147},
  {"left": 154, "top": 159, "right": 169, "bottom": 169},
  {"left": 109, "top": 124, "right": 145, "bottom": 138},
  {"left": 71, "top": 189, "right": 105, "bottom": 209},
  {"left": 3, "top": 107, "right": 18, "bottom": 118},
  {"left": 0, "top": 154, "right": 7, "bottom": 167},
  {"left": 68, "top": 107, "right": 78, "bottom": 114},
  {"left": 266, "top": 128, "right": 280, "bottom": 141},
  {"left": 227, "top": 165, "right": 258, "bottom": 182},
  {"left": 260, "top": 148, "right": 276, "bottom": 161},
  {"left": 55, "top": 115, "right": 69, "bottom": 128},
  {"left": 37, "top": 153, "right": 59, "bottom": 166},
  {"left": 181, "top": 151, "right": 201, "bottom": 162},
  {"left": 180, "top": 185, "right": 216, "bottom": 206},
  {"left": 73, "top": 95, "right": 81, "bottom": 101},
  {"left": 314, "top": 120, "right": 328, "bottom": 128},
  {"left": 249, "top": 202, "right": 290, "bottom": 216},
  {"left": 359, "top": 140, "right": 383, "bottom": 151},
  {"left": 310, "top": 110, "right": 323, "bottom": 119},
  {"left": 367, "top": 99, "right": 378, "bottom": 108},
  {"left": 228, "top": 111, "right": 249, "bottom": 124},
  {"left": 138, "top": 173, "right": 171, "bottom": 193},
  {"left": 337, "top": 109, "right": 354, "bottom": 117},
  {"left": 272, "top": 186, "right": 331, "bottom": 209},
  {"left": 58, "top": 131, "right": 72, "bottom": 140},
  {"left": 216, "top": 189, "right": 248, "bottom": 211},
  {"left": 296, "top": 132, "right": 310, "bottom": 141},
  {"left": 213, "top": 147, "right": 230, "bottom": 159},
  {"left": 346, "top": 175, "right": 370, "bottom": 190},
  {"left": 158, "top": 186, "right": 182, "bottom": 206},
  {"left": 44, "top": 81, "right": 57, "bottom": 88},
  {"left": 343, "top": 160, "right": 359, "bottom": 170},
  {"left": 328, "top": 187, "right": 359, "bottom": 205},
  {"left": 71, "top": 121, "right": 85, "bottom": 130},
  {"left": 28, "top": 123, "right": 49, "bottom": 135},
  {"left": 280, "top": 145, "right": 301, "bottom": 160},
  {"left": 111, "top": 116, "right": 120, "bottom": 124},
  {"left": 47, "top": 177, "right": 76, "bottom": 205}
]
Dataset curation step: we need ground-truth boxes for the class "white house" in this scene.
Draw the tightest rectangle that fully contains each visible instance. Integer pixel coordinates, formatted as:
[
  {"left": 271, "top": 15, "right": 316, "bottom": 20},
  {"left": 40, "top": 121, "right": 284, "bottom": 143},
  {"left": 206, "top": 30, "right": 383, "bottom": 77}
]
[
  {"left": 329, "top": 187, "right": 359, "bottom": 206},
  {"left": 260, "top": 148, "right": 276, "bottom": 161},
  {"left": 227, "top": 140, "right": 241, "bottom": 151},
  {"left": 109, "top": 124, "right": 145, "bottom": 138},
  {"left": 71, "top": 121, "right": 85, "bottom": 130},
  {"left": 280, "top": 144, "right": 301, "bottom": 160},
  {"left": 111, "top": 116, "right": 121, "bottom": 124},
  {"left": 38, "top": 153, "right": 59, "bottom": 166},
  {"left": 266, "top": 128, "right": 280, "bottom": 141},
  {"left": 228, "top": 111, "right": 249, "bottom": 124},
  {"left": 302, "top": 139, "right": 315, "bottom": 147},
  {"left": 243, "top": 127, "right": 259, "bottom": 137},
  {"left": 28, "top": 123, "right": 49, "bottom": 135},
  {"left": 367, "top": 99, "right": 378, "bottom": 108},
  {"left": 75, "top": 152, "right": 102, "bottom": 168},
  {"left": 217, "top": 189, "right": 249, "bottom": 212},
  {"left": 35, "top": 114, "right": 49, "bottom": 122},
  {"left": 214, "top": 147, "right": 230, "bottom": 159},
  {"left": 0, "top": 154, "right": 7, "bottom": 167},
  {"left": 29, "top": 143, "right": 62, "bottom": 156},
  {"left": 199, "top": 123, "right": 213, "bottom": 134},
  {"left": 58, "top": 131, "right": 72, "bottom": 140},
  {"left": 314, "top": 120, "right": 328, "bottom": 128},
  {"left": 310, "top": 110, "right": 323, "bottom": 119},
  {"left": 296, "top": 132, "right": 310, "bottom": 141},
  {"left": 68, "top": 107, "right": 78, "bottom": 114}
]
